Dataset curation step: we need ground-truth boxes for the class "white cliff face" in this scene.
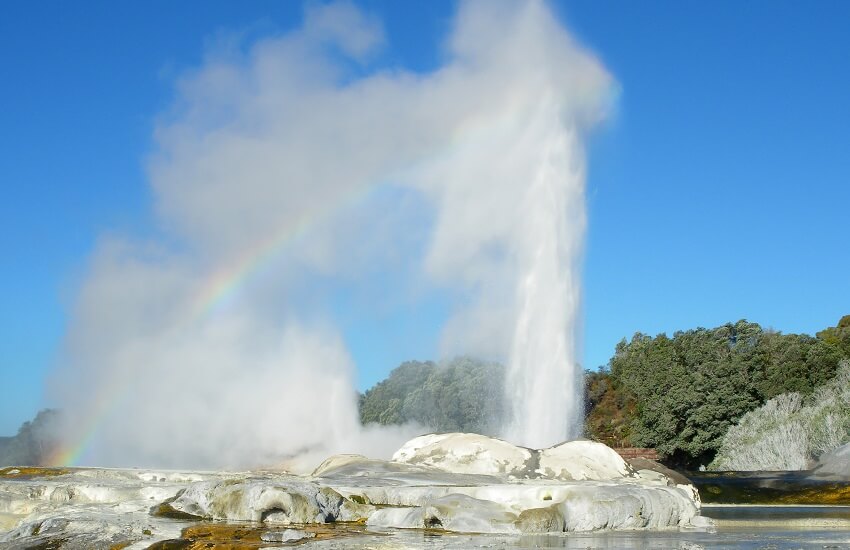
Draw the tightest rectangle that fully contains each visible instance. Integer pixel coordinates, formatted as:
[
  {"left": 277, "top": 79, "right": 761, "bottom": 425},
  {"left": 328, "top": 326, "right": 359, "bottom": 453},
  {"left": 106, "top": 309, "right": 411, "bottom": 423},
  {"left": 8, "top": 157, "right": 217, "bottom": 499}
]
[{"left": 0, "top": 435, "right": 705, "bottom": 548}]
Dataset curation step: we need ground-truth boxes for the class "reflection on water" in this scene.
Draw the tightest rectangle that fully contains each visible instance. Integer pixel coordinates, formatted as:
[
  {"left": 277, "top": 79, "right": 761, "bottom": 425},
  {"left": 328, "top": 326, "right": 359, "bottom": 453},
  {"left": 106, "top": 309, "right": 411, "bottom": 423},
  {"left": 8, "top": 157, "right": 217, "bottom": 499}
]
[
  {"left": 309, "top": 523, "right": 850, "bottom": 549},
  {"left": 690, "top": 471, "right": 850, "bottom": 504},
  {"left": 704, "top": 504, "right": 850, "bottom": 521},
  {"left": 304, "top": 506, "right": 850, "bottom": 549}
]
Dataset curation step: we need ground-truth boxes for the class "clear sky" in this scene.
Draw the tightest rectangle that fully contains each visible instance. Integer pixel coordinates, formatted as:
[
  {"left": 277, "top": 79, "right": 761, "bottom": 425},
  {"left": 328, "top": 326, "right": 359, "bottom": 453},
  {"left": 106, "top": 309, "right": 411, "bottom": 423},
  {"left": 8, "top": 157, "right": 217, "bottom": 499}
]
[{"left": 2, "top": 1, "right": 848, "bottom": 435}]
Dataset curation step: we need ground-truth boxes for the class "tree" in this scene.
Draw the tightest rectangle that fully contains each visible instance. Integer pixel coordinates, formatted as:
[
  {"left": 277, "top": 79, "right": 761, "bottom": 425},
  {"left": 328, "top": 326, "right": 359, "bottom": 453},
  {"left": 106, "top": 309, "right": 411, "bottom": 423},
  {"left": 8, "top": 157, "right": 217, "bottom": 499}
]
[
  {"left": 0, "top": 409, "right": 62, "bottom": 467},
  {"left": 608, "top": 319, "right": 846, "bottom": 467},
  {"left": 359, "top": 357, "right": 506, "bottom": 435}
]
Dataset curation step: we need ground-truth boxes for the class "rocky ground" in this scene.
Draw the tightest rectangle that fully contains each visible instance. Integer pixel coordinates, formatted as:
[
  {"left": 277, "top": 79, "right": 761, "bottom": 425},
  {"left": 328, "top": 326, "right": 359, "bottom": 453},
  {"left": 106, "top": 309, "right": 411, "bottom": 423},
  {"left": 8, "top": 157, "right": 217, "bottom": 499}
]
[{"left": 0, "top": 434, "right": 707, "bottom": 548}]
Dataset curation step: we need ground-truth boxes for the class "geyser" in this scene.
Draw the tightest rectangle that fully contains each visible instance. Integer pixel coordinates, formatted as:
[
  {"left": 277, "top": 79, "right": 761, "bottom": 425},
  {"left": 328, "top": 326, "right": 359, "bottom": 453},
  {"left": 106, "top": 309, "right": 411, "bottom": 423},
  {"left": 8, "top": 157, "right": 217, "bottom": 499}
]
[
  {"left": 503, "top": 101, "right": 586, "bottom": 448},
  {"left": 49, "top": 0, "right": 612, "bottom": 467}
]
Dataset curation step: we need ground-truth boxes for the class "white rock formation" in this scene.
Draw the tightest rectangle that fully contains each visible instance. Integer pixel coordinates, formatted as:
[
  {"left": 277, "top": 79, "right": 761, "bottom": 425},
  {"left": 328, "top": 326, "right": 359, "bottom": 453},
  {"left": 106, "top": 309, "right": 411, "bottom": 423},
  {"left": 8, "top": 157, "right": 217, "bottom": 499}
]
[
  {"left": 812, "top": 442, "right": 850, "bottom": 479},
  {"left": 392, "top": 433, "right": 533, "bottom": 477},
  {"left": 165, "top": 478, "right": 346, "bottom": 524},
  {"left": 538, "top": 440, "right": 634, "bottom": 480},
  {"left": 260, "top": 528, "right": 315, "bottom": 542},
  {"left": 0, "top": 435, "right": 706, "bottom": 547}
]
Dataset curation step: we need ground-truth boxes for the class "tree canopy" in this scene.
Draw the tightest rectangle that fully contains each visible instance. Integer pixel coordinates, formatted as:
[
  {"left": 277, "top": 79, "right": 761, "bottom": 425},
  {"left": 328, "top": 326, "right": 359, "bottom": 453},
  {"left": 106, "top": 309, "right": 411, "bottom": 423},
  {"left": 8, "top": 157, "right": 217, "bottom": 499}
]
[
  {"left": 359, "top": 357, "right": 506, "bottom": 435},
  {"left": 602, "top": 318, "right": 848, "bottom": 466},
  {"left": 358, "top": 317, "right": 849, "bottom": 468}
]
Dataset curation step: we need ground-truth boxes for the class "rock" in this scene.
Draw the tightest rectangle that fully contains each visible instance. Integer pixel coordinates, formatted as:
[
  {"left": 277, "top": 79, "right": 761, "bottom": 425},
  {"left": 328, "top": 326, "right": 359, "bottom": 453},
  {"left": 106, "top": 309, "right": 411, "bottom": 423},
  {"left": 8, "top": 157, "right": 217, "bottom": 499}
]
[
  {"left": 558, "top": 484, "right": 697, "bottom": 531},
  {"left": 366, "top": 506, "right": 426, "bottom": 530},
  {"left": 424, "top": 493, "right": 519, "bottom": 533},
  {"left": 392, "top": 433, "right": 533, "bottom": 477},
  {"left": 629, "top": 457, "right": 692, "bottom": 486},
  {"left": 260, "top": 528, "right": 315, "bottom": 542},
  {"left": 515, "top": 505, "right": 565, "bottom": 533},
  {"left": 0, "top": 435, "right": 708, "bottom": 546},
  {"left": 538, "top": 440, "right": 633, "bottom": 480},
  {"left": 314, "top": 452, "right": 504, "bottom": 487},
  {"left": 166, "top": 479, "right": 345, "bottom": 524},
  {"left": 812, "top": 443, "right": 850, "bottom": 479},
  {"left": 312, "top": 454, "right": 372, "bottom": 477},
  {"left": 365, "top": 493, "right": 521, "bottom": 533}
]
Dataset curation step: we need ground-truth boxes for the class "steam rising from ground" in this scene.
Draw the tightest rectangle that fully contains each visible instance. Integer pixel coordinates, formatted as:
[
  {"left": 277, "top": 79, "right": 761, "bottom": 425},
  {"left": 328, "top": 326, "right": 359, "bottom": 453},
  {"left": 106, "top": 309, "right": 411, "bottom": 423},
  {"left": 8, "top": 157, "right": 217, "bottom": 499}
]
[{"left": 51, "top": 0, "right": 612, "bottom": 467}]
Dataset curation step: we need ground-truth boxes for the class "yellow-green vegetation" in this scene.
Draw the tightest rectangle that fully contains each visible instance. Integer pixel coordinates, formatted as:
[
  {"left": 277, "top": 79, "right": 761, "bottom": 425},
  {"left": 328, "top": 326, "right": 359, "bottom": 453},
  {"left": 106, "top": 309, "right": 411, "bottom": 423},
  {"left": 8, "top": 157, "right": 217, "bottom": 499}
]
[
  {"left": 584, "top": 369, "right": 636, "bottom": 448},
  {"left": 0, "top": 466, "right": 72, "bottom": 479},
  {"left": 150, "top": 498, "right": 203, "bottom": 521},
  {"left": 693, "top": 472, "right": 850, "bottom": 505},
  {"left": 781, "top": 485, "right": 850, "bottom": 505},
  {"left": 23, "top": 537, "right": 70, "bottom": 550},
  {"left": 608, "top": 318, "right": 850, "bottom": 467}
]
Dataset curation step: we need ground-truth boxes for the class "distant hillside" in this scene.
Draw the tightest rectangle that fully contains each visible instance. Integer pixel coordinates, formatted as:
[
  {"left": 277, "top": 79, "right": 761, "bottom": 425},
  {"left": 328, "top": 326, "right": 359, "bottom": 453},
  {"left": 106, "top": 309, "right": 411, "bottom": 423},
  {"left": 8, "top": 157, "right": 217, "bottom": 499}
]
[{"left": 0, "top": 409, "right": 62, "bottom": 467}]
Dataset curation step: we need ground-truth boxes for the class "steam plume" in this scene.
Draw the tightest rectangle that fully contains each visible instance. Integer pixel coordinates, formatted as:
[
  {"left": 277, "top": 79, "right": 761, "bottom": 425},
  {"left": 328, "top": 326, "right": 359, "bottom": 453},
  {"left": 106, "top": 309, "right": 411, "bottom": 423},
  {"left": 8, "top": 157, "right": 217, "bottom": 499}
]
[{"left": 50, "top": 0, "right": 612, "bottom": 467}]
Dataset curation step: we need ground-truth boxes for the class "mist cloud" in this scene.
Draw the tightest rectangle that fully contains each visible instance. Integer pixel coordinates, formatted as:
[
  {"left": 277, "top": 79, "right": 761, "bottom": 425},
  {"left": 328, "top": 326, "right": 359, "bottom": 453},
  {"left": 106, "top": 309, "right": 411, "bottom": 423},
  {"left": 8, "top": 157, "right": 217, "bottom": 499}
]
[{"left": 51, "top": 0, "right": 612, "bottom": 467}]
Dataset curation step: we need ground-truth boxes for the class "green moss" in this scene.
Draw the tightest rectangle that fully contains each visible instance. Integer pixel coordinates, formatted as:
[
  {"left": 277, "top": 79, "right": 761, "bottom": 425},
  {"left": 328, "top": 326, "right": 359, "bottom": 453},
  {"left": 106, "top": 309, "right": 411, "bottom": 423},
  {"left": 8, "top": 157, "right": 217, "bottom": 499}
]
[
  {"left": 144, "top": 522, "right": 369, "bottom": 549},
  {"left": 26, "top": 538, "right": 70, "bottom": 550},
  {"left": 0, "top": 467, "right": 73, "bottom": 479},
  {"left": 348, "top": 494, "right": 367, "bottom": 505},
  {"left": 693, "top": 473, "right": 850, "bottom": 504},
  {"left": 145, "top": 539, "right": 192, "bottom": 550},
  {"left": 150, "top": 501, "right": 203, "bottom": 521}
]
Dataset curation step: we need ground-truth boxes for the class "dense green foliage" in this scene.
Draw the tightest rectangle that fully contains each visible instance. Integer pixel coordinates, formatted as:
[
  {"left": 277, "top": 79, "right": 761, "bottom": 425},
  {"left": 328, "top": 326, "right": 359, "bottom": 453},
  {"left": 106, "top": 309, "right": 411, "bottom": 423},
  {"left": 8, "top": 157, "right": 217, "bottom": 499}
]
[
  {"left": 0, "top": 409, "right": 61, "bottom": 466},
  {"left": 711, "top": 359, "right": 850, "bottom": 470},
  {"left": 606, "top": 319, "right": 849, "bottom": 466},
  {"left": 359, "top": 357, "right": 506, "bottom": 435},
  {"left": 817, "top": 315, "right": 850, "bottom": 358},
  {"left": 358, "top": 318, "right": 849, "bottom": 469}
]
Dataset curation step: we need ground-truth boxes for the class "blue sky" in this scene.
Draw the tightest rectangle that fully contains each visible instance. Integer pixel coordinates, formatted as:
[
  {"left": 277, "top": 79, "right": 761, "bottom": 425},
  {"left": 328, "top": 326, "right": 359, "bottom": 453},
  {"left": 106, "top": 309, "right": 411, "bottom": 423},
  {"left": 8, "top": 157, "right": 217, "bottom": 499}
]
[{"left": 2, "top": 1, "right": 849, "bottom": 435}]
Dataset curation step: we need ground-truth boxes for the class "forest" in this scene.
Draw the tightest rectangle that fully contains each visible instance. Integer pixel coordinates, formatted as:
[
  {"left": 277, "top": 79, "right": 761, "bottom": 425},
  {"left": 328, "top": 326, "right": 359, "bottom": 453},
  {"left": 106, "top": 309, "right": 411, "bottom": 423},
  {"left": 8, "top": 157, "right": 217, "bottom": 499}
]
[{"left": 362, "top": 316, "right": 850, "bottom": 468}]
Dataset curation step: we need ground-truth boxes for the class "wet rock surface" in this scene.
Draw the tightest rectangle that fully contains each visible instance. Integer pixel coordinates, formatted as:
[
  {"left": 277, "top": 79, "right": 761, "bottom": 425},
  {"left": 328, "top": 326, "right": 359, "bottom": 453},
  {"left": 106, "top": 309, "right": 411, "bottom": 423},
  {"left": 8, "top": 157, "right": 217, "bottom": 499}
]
[
  {"left": 690, "top": 470, "right": 850, "bottom": 505},
  {"left": 813, "top": 443, "right": 850, "bottom": 480},
  {"left": 0, "top": 434, "right": 705, "bottom": 548}
]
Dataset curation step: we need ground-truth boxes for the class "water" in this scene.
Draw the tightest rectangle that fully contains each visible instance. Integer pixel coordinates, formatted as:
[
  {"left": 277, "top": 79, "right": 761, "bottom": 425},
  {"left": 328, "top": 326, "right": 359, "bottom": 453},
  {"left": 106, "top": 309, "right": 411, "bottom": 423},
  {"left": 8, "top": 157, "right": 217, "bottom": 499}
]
[
  {"left": 312, "top": 506, "right": 850, "bottom": 548},
  {"left": 308, "top": 519, "right": 850, "bottom": 549},
  {"left": 690, "top": 470, "right": 850, "bottom": 504},
  {"left": 504, "top": 101, "right": 585, "bottom": 449}
]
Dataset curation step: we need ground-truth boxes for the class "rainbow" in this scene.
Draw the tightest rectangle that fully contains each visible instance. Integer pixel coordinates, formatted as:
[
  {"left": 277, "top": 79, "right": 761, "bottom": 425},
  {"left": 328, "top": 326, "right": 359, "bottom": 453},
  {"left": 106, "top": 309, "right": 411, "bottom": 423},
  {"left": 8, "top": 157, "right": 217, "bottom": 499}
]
[
  {"left": 46, "top": 376, "right": 137, "bottom": 467},
  {"left": 46, "top": 102, "right": 538, "bottom": 467},
  {"left": 46, "top": 180, "right": 388, "bottom": 467},
  {"left": 188, "top": 176, "right": 410, "bottom": 322},
  {"left": 188, "top": 213, "right": 313, "bottom": 322}
]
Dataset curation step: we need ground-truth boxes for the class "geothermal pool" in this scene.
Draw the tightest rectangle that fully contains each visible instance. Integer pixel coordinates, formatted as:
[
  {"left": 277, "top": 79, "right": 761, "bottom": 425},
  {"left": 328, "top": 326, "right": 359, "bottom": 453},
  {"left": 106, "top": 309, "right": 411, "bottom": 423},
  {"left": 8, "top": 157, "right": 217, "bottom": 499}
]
[{"left": 2, "top": 434, "right": 849, "bottom": 549}]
